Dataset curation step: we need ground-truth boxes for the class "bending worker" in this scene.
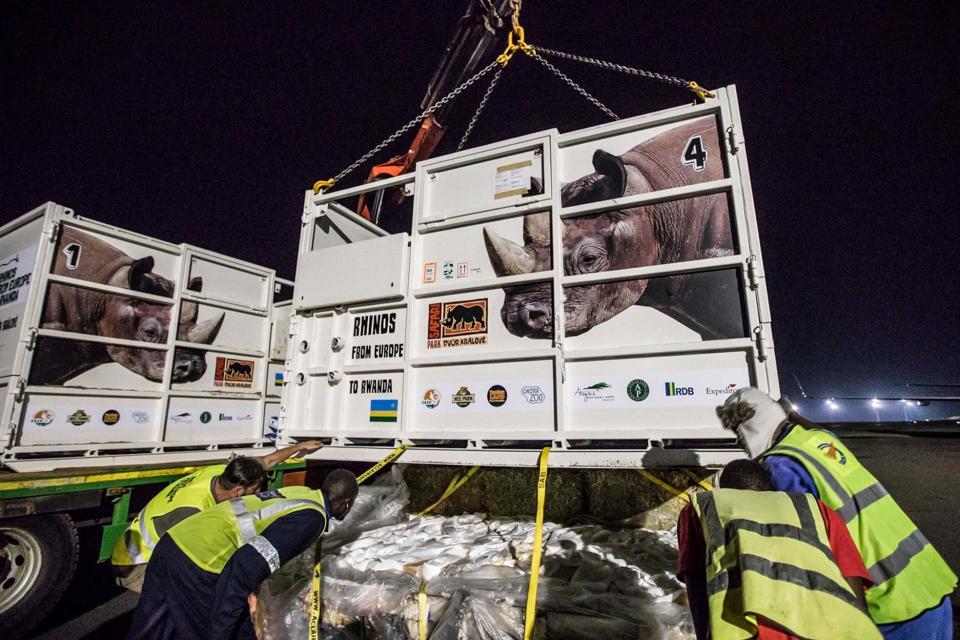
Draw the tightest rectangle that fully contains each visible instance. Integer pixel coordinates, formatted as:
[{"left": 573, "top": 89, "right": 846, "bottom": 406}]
[
  {"left": 111, "top": 440, "right": 323, "bottom": 592},
  {"left": 717, "top": 387, "right": 956, "bottom": 639},
  {"left": 128, "top": 468, "right": 358, "bottom": 640},
  {"left": 678, "top": 458, "right": 879, "bottom": 640}
]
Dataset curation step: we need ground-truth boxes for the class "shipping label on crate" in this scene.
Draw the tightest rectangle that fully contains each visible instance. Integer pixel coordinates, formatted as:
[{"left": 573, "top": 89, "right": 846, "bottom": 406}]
[
  {"left": 346, "top": 308, "right": 406, "bottom": 365},
  {"left": 343, "top": 373, "right": 404, "bottom": 428}
]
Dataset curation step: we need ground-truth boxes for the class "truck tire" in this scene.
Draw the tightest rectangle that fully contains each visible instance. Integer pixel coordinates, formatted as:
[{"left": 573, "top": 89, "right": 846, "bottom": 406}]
[{"left": 0, "top": 514, "right": 79, "bottom": 639}]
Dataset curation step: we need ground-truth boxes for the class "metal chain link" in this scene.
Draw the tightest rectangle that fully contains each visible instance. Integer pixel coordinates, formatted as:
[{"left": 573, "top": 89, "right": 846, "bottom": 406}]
[
  {"left": 327, "top": 59, "right": 502, "bottom": 186},
  {"left": 529, "top": 51, "right": 619, "bottom": 120},
  {"left": 457, "top": 67, "right": 503, "bottom": 151},
  {"left": 535, "top": 46, "right": 691, "bottom": 89}
]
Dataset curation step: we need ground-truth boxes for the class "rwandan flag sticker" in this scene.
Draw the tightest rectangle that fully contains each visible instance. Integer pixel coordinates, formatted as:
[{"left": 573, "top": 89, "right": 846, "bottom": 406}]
[{"left": 369, "top": 399, "right": 398, "bottom": 423}]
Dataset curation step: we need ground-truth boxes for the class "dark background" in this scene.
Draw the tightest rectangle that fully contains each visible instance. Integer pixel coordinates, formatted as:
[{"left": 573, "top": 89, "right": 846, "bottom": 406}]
[{"left": 2, "top": 1, "right": 958, "bottom": 410}]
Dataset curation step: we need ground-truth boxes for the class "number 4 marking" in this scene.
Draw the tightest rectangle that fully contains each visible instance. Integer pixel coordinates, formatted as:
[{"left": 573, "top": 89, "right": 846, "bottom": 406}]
[
  {"left": 681, "top": 135, "right": 708, "bottom": 172},
  {"left": 62, "top": 243, "right": 82, "bottom": 270}
]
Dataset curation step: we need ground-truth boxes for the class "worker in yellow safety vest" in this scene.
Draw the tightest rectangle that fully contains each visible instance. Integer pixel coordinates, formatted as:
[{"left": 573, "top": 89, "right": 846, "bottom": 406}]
[
  {"left": 127, "top": 469, "right": 358, "bottom": 640},
  {"left": 111, "top": 440, "right": 323, "bottom": 592},
  {"left": 680, "top": 458, "right": 881, "bottom": 639},
  {"left": 716, "top": 387, "right": 957, "bottom": 640}
]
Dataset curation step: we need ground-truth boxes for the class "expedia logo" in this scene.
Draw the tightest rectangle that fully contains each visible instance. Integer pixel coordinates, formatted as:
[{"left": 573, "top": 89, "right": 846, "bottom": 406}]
[
  {"left": 664, "top": 382, "right": 694, "bottom": 397},
  {"left": 817, "top": 442, "right": 847, "bottom": 465}
]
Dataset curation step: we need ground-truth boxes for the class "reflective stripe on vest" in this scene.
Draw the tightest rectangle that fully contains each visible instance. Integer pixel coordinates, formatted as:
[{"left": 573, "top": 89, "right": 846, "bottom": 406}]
[
  {"left": 111, "top": 464, "right": 225, "bottom": 567},
  {"left": 168, "top": 487, "right": 327, "bottom": 574},
  {"left": 693, "top": 489, "right": 881, "bottom": 640},
  {"left": 764, "top": 425, "right": 957, "bottom": 624}
]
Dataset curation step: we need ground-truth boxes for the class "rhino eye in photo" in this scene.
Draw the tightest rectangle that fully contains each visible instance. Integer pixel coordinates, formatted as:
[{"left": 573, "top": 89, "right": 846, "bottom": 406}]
[
  {"left": 574, "top": 244, "right": 607, "bottom": 274},
  {"left": 138, "top": 318, "right": 163, "bottom": 343}
]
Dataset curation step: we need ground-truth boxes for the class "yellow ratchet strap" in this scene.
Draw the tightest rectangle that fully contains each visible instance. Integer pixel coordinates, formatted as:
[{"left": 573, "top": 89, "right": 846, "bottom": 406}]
[
  {"left": 418, "top": 466, "right": 481, "bottom": 516},
  {"left": 356, "top": 445, "right": 409, "bottom": 485},
  {"left": 312, "top": 178, "right": 336, "bottom": 194},
  {"left": 680, "top": 468, "right": 715, "bottom": 491},
  {"left": 687, "top": 81, "right": 716, "bottom": 102},
  {"left": 309, "top": 542, "right": 322, "bottom": 640},
  {"left": 418, "top": 581, "right": 428, "bottom": 639},
  {"left": 636, "top": 469, "right": 690, "bottom": 502},
  {"left": 523, "top": 447, "right": 550, "bottom": 640}
]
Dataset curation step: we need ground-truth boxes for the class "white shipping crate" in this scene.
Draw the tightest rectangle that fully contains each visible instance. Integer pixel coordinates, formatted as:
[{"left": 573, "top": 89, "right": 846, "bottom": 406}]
[
  {"left": 0, "top": 203, "right": 290, "bottom": 471},
  {"left": 282, "top": 86, "right": 779, "bottom": 467}
]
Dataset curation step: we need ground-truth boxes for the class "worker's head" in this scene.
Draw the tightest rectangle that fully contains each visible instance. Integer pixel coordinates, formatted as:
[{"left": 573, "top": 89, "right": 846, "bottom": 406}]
[
  {"left": 323, "top": 469, "right": 359, "bottom": 521},
  {"left": 214, "top": 456, "right": 267, "bottom": 501},
  {"left": 716, "top": 387, "right": 790, "bottom": 458},
  {"left": 718, "top": 458, "right": 773, "bottom": 491}
]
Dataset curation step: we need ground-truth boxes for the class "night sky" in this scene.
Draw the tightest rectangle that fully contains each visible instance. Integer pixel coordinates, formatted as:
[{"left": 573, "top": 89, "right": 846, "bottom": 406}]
[{"left": 2, "top": 2, "right": 958, "bottom": 407}]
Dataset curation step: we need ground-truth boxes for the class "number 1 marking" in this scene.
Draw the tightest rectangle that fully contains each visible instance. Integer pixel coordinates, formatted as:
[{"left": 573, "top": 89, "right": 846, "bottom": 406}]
[{"left": 62, "top": 243, "right": 82, "bottom": 270}]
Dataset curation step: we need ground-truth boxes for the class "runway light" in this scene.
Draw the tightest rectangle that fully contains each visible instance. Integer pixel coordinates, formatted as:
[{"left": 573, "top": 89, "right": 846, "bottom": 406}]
[
  {"left": 791, "top": 403, "right": 799, "bottom": 411},
  {"left": 870, "top": 398, "right": 882, "bottom": 409},
  {"left": 826, "top": 399, "right": 839, "bottom": 411}
]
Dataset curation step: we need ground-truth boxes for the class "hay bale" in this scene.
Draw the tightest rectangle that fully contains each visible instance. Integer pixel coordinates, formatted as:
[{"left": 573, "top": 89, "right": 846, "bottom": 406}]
[{"left": 480, "top": 468, "right": 585, "bottom": 521}]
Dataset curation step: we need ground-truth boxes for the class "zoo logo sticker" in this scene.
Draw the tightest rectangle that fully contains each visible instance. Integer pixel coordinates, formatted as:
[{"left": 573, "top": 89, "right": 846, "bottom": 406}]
[
  {"left": 31, "top": 409, "right": 55, "bottom": 426},
  {"left": 170, "top": 412, "right": 192, "bottom": 424},
  {"left": 102, "top": 410, "right": 120, "bottom": 425},
  {"left": 426, "top": 298, "right": 488, "bottom": 349},
  {"left": 214, "top": 357, "right": 255, "bottom": 388},
  {"left": 422, "top": 388, "right": 441, "bottom": 409},
  {"left": 452, "top": 386, "right": 475, "bottom": 408},
  {"left": 132, "top": 411, "right": 149, "bottom": 424},
  {"left": 68, "top": 410, "right": 91, "bottom": 426},
  {"left": 200, "top": 411, "right": 212, "bottom": 424},
  {"left": 626, "top": 379, "right": 650, "bottom": 402},
  {"left": 442, "top": 261, "right": 454, "bottom": 279},
  {"left": 487, "top": 385, "right": 508, "bottom": 407},
  {"left": 521, "top": 386, "right": 545, "bottom": 404}
]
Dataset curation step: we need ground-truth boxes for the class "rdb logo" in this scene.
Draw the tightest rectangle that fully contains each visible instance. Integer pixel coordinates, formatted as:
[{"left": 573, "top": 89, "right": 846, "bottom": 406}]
[{"left": 664, "top": 382, "right": 695, "bottom": 396}]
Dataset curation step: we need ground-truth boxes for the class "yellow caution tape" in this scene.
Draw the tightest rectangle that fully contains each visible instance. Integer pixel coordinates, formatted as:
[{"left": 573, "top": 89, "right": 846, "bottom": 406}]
[
  {"left": 312, "top": 178, "right": 336, "bottom": 194},
  {"left": 687, "top": 81, "right": 716, "bottom": 102},
  {"left": 309, "top": 543, "right": 322, "bottom": 640},
  {"left": 636, "top": 469, "right": 690, "bottom": 502},
  {"left": 418, "top": 581, "right": 428, "bottom": 639},
  {"left": 356, "top": 445, "right": 409, "bottom": 485},
  {"left": 523, "top": 447, "right": 550, "bottom": 640},
  {"left": 680, "top": 468, "right": 715, "bottom": 491},
  {"left": 418, "top": 466, "right": 480, "bottom": 516}
]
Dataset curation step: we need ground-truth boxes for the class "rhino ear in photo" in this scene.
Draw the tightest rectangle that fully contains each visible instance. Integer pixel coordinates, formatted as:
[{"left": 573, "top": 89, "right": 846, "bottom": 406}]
[
  {"left": 591, "top": 149, "right": 627, "bottom": 199},
  {"left": 128, "top": 256, "right": 156, "bottom": 292},
  {"left": 187, "top": 276, "right": 204, "bottom": 293}
]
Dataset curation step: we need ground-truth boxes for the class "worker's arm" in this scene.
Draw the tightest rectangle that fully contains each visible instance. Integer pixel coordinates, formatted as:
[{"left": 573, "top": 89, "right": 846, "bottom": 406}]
[
  {"left": 207, "top": 508, "right": 327, "bottom": 640},
  {"left": 259, "top": 440, "right": 324, "bottom": 470},
  {"left": 762, "top": 455, "right": 820, "bottom": 497}
]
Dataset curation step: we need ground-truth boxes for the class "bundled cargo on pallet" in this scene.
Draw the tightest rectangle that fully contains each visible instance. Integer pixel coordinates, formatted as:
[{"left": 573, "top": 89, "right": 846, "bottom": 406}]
[
  {"left": 0, "top": 203, "right": 291, "bottom": 470},
  {"left": 254, "top": 471, "right": 694, "bottom": 639}
]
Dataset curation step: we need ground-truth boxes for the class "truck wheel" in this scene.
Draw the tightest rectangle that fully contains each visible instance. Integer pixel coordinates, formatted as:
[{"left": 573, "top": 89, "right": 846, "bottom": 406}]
[{"left": 0, "top": 514, "right": 79, "bottom": 639}]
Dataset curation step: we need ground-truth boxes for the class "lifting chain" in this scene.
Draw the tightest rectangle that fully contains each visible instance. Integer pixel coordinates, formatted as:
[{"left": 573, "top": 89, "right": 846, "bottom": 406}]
[
  {"left": 313, "top": 59, "right": 501, "bottom": 193},
  {"left": 530, "top": 51, "right": 619, "bottom": 120},
  {"left": 534, "top": 46, "right": 715, "bottom": 101},
  {"left": 457, "top": 67, "right": 503, "bottom": 151}
]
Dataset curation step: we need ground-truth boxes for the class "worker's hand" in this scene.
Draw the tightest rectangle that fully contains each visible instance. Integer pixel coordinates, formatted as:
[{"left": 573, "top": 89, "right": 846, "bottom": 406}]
[{"left": 296, "top": 440, "right": 324, "bottom": 455}]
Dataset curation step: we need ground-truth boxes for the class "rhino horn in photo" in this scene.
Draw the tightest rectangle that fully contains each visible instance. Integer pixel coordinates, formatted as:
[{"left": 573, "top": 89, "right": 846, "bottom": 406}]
[
  {"left": 482, "top": 227, "right": 536, "bottom": 276},
  {"left": 184, "top": 313, "right": 224, "bottom": 345}
]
